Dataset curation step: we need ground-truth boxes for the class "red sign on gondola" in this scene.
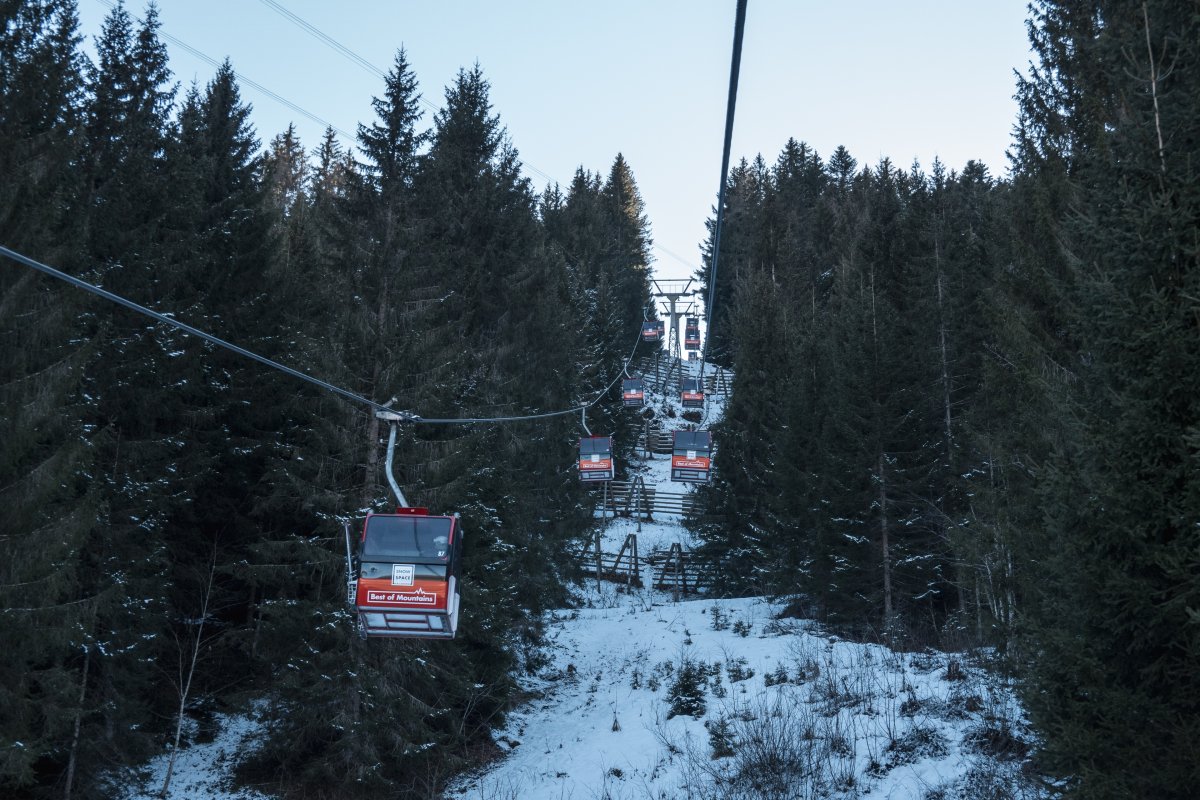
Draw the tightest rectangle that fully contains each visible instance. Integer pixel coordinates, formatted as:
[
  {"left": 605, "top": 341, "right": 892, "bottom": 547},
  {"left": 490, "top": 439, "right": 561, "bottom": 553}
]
[{"left": 366, "top": 588, "right": 439, "bottom": 606}]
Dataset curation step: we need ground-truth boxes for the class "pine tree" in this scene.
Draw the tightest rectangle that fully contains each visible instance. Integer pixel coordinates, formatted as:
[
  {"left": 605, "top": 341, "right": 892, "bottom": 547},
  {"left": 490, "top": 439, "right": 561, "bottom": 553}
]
[
  {"left": 696, "top": 156, "right": 769, "bottom": 367},
  {"left": 73, "top": 2, "right": 182, "bottom": 783},
  {"left": 1015, "top": 3, "right": 1200, "bottom": 796},
  {"left": 0, "top": 1, "right": 97, "bottom": 795}
]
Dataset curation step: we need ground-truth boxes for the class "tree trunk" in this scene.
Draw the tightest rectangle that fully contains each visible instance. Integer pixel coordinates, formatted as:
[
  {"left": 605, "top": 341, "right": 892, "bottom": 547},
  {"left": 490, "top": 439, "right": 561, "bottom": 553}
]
[
  {"left": 160, "top": 556, "right": 216, "bottom": 798},
  {"left": 879, "top": 452, "right": 893, "bottom": 629},
  {"left": 63, "top": 642, "right": 90, "bottom": 800}
]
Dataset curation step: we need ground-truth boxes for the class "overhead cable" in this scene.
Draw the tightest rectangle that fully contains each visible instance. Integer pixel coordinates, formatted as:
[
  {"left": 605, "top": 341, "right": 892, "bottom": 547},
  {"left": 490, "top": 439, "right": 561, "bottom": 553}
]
[
  {"left": 699, "top": 0, "right": 748, "bottom": 379},
  {"left": 252, "top": 0, "right": 684, "bottom": 266},
  {"left": 95, "top": 0, "right": 356, "bottom": 141},
  {"left": 0, "top": 244, "right": 639, "bottom": 426},
  {"left": 1, "top": 244, "right": 400, "bottom": 416}
]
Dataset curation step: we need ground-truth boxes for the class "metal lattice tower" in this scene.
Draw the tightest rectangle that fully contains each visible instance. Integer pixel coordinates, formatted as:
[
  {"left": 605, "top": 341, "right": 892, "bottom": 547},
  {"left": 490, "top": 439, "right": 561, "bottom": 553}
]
[{"left": 651, "top": 278, "right": 695, "bottom": 369}]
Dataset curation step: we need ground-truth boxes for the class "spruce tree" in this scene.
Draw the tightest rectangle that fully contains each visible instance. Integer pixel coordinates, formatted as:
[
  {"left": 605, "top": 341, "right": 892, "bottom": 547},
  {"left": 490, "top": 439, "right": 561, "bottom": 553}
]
[
  {"left": 0, "top": 1, "right": 97, "bottom": 794},
  {"left": 1016, "top": 3, "right": 1200, "bottom": 796}
]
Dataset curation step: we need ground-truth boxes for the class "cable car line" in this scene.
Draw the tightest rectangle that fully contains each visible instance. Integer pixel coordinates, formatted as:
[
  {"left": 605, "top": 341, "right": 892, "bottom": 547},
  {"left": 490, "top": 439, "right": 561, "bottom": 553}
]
[
  {"left": 698, "top": 0, "right": 748, "bottom": 386},
  {"left": 94, "top": 0, "right": 356, "bottom": 142},
  {"left": 1, "top": 244, "right": 397, "bottom": 415},
  {"left": 257, "top": 0, "right": 386, "bottom": 80},
  {"left": 0, "top": 243, "right": 643, "bottom": 427},
  {"left": 251, "top": 0, "right": 696, "bottom": 270},
  {"left": 32, "top": 3, "right": 752, "bottom": 644}
]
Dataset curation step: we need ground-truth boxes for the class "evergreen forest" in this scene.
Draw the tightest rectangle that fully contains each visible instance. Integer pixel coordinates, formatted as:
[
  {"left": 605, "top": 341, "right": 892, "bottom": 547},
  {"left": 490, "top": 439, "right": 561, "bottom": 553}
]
[{"left": 2, "top": 1, "right": 1197, "bottom": 799}]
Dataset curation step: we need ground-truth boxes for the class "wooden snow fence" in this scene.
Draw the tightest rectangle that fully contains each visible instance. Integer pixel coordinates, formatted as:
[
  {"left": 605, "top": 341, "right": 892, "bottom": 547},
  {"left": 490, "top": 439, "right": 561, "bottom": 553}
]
[
  {"left": 578, "top": 533, "right": 642, "bottom": 588},
  {"left": 601, "top": 480, "right": 696, "bottom": 518},
  {"left": 577, "top": 535, "right": 715, "bottom": 597},
  {"left": 647, "top": 543, "right": 718, "bottom": 598}
]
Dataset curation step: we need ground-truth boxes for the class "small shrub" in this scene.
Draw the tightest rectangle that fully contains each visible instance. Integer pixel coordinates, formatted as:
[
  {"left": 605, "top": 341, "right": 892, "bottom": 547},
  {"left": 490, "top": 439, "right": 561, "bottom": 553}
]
[
  {"left": 709, "top": 605, "right": 729, "bottom": 630},
  {"left": 964, "top": 722, "right": 1030, "bottom": 761},
  {"left": 708, "top": 662, "right": 727, "bottom": 697},
  {"left": 763, "top": 662, "right": 790, "bottom": 687},
  {"left": 732, "top": 618, "right": 752, "bottom": 637},
  {"left": 726, "top": 657, "right": 755, "bottom": 683},
  {"left": 899, "top": 693, "right": 923, "bottom": 717},
  {"left": 666, "top": 658, "right": 707, "bottom": 719},
  {"left": 944, "top": 657, "right": 967, "bottom": 681},
  {"left": 793, "top": 656, "right": 820, "bottom": 683},
  {"left": 705, "top": 716, "right": 736, "bottom": 759},
  {"left": 873, "top": 725, "right": 950, "bottom": 775},
  {"left": 909, "top": 649, "right": 940, "bottom": 672}
]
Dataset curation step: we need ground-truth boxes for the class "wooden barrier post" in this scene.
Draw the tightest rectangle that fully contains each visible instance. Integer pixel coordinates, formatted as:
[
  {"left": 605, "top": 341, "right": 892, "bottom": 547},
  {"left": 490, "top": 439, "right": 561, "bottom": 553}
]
[
  {"left": 670, "top": 543, "right": 682, "bottom": 603},
  {"left": 594, "top": 530, "right": 602, "bottom": 592},
  {"left": 632, "top": 534, "right": 640, "bottom": 587}
]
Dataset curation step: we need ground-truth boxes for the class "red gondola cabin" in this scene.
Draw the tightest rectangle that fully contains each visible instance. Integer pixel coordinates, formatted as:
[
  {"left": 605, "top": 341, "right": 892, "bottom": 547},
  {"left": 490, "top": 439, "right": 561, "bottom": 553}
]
[
  {"left": 579, "top": 435, "right": 615, "bottom": 482},
  {"left": 622, "top": 377, "right": 645, "bottom": 407},
  {"left": 641, "top": 320, "right": 661, "bottom": 342},
  {"left": 680, "top": 377, "right": 705, "bottom": 408},
  {"left": 352, "top": 509, "right": 463, "bottom": 640},
  {"left": 684, "top": 317, "right": 700, "bottom": 350},
  {"left": 671, "top": 429, "right": 713, "bottom": 483}
]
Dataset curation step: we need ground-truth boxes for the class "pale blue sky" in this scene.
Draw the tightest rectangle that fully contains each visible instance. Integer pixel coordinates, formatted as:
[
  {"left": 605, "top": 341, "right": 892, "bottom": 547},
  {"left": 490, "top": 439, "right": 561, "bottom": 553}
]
[{"left": 78, "top": 1, "right": 1033, "bottom": 280}]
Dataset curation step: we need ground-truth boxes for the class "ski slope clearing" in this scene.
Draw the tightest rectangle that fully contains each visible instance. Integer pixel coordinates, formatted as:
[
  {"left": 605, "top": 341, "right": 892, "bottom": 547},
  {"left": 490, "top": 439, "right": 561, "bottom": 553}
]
[
  {"left": 452, "top": 361, "right": 1044, "bottom": 799},
  {"left": 448, "top": 589, "right": 1041, "bottom": 800}
]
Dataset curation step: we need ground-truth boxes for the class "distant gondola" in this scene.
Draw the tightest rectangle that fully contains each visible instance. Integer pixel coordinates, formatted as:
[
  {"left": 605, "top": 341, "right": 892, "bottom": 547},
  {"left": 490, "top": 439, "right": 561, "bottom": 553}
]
[
  {"left": 671, "top": 429, "right": 712, "bottom": 484},
  {"left": 641, "top": 320, "right": 661, "bottom": 342},
  {"left": 579, "top": 435, "right": 616, "bottom": 481},
  {"left": 622, "top": 377, "right": 645, "bottom": 407},
  {"left": 684, "top": 316, "right": 700, "bottom": 350},
  {"left": 680, "top": 377, "right": 705, "bottom": 408},
  {"left": 351, "top": 508, "right": 463, "bottom": 640}
]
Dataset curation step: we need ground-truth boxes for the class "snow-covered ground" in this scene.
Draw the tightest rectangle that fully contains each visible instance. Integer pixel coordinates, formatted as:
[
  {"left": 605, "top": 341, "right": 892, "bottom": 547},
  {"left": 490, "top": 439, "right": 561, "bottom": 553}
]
[
  {"left": 447, "top": 592, "right": 1038, "bottom": 800},
  {"left": 111, "top": 357, "right": 1043, "bottom": 799},
  {"left": 109, "top": 707, "right": 271, "bottom": 800},
  {"left": 449, "top": 359, "right": 1042, "bottom": 800}
]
